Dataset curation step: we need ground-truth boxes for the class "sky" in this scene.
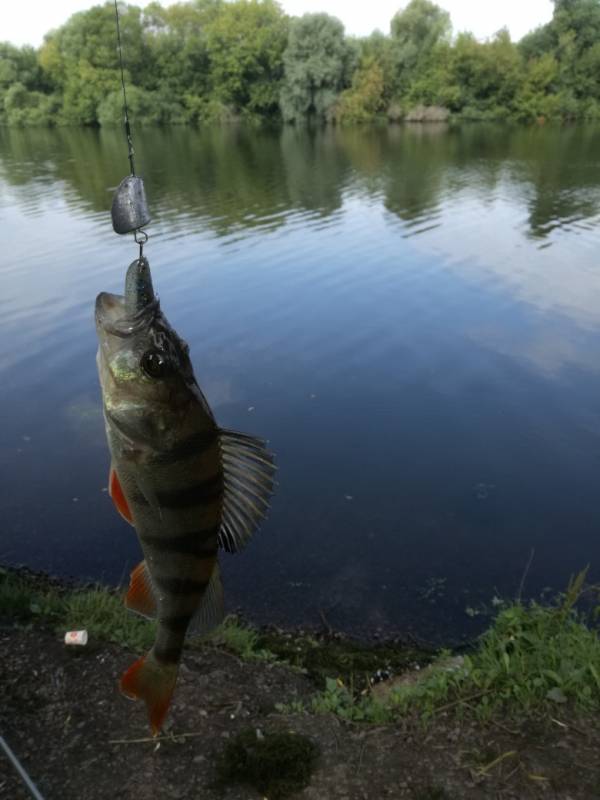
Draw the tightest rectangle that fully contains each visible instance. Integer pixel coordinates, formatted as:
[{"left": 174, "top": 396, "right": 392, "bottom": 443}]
[{"left": 3, "top": 0, "right": 555, "bottom": 48}]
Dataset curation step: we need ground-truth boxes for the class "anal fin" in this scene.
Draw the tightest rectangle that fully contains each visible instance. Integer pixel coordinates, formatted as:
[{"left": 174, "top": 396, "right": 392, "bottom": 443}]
[{"left": 125, "top": 560, "right": 157, "bottom": 619}]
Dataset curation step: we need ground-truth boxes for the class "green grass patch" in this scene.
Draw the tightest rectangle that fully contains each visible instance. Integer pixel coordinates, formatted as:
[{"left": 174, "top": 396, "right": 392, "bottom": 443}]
[
  {"left": 216, "top": 728, "right": 319, "bottom": 799},
  {"left": 304, "top": 569, "right": 600, "bottom": 723},
  {"left": 0, "top": 568, "right": 155, "bottom": 652},
  {"left": 206, "top": 615, "right": 278, "bottom": 661},
  {"left": 62, "top": 587, "right": 156, "bottom": 651},
  {"left": 0, "top": 568, "right": 65, "bottom": 621}
]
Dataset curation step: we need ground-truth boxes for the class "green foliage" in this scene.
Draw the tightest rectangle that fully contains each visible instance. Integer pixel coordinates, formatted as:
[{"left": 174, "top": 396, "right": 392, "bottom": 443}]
[
  {"left": 304, "top": 570, "right": 600, "bottom": 725},
  {"left": 62, "top": 588, "right": 156, "bottom": 651},
  {"left": 0, "top": 568, "right": 155, "bottom": 652},
  {"left": 311, "top": 676, "right": 392, "bottom": 722},
  {"left": 391, "top": 0, "right": 451, "bottom": 95},
  {"left": 217, "top": 728, "right": 319, "bottom": 799},
  {"left": 280, "top": 13, "right": 355, "bottom": 123},
  {"left": 5, "top": 0, "right": 600, "bottom": 125},
  {"left": 336, "top": 56, "right": 385, "bottom": 123},
  {"left": 3, "top": 83, "right": 60, "bottom": 126},
  {"left": 0, "top": 570, "right": 64, "bottom": 620},
  {"left": 204, "top": 0, "right": 288, "bottom": 116},
  {"left": 97, "top": 86, "right": 186, "bottom": 126},
  {"left": 208, "top": 615, "right": 277, "bottom": 661}
]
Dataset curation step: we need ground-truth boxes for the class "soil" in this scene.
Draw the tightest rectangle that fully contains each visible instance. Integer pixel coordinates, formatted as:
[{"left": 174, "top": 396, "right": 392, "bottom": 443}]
[{"left": 1, "top": 621, "right": 600, "bottom": 800}]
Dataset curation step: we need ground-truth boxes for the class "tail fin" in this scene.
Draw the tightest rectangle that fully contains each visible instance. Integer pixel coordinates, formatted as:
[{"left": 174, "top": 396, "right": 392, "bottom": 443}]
[{"left": 120, "top": 653, "right": 178, "bottom": 736}]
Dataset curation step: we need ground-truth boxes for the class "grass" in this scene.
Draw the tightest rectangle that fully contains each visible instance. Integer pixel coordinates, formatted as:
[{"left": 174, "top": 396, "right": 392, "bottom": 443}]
[
  {"left": 206, "top": 615, "right": 277, "bottom": 661},
  {"left": 300, "top": 568, "right": 600, "bottom": 724},
  {"left": 0, "top": 567, "right": 156, "bottom": 651},
  {"left": 3, "top": 565, "right": 600, "bottom": 726}
]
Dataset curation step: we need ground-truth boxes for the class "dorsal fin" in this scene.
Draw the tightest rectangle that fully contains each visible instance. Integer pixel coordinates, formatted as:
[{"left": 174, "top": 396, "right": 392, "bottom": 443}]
[{"left": 217, "top": 429, "right": 276, "bottom": 553}]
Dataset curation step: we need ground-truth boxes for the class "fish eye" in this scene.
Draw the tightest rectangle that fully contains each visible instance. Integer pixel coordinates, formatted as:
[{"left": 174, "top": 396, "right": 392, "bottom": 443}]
[{"left": 140, "top": 349, "right": 171, "bottom": 379}]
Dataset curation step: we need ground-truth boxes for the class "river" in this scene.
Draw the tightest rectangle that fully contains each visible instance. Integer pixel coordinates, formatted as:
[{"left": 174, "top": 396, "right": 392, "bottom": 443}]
[{"left": 1, "top": 123, "right": 600, "bottom": 642}]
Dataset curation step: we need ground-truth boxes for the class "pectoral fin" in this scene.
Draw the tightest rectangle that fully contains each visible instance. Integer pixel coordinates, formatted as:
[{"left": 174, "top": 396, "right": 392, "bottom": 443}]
[{"left": 109, "top": 467, "right": 134, "bottom": 524}]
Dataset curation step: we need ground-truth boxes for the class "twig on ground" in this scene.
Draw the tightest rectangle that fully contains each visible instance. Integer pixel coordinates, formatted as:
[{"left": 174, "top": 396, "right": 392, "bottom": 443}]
[
  {"left": 462, "top": 703, "right": 518, "bottom": 736},
  {"left": 432, "top": 691, "right": 490, "bottom": 714},
  {"left": 109, "top": 731, "right": 205, "bottom": 745},
  {"left": 550, "top": 717, "right": 587, "bottom": 737},
  {"left": 476, "top": 750, "right": 518, "bottom": 776}
]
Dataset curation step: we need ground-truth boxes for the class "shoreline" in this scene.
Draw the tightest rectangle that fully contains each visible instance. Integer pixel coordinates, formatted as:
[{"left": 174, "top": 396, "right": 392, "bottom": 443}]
[{"left": 2, "top": 563, "right": 600, "bottom": 798}]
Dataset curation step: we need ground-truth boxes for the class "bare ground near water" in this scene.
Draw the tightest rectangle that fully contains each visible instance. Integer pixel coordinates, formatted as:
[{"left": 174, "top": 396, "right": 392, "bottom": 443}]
[{"left": 1, "top": 625, "right": 600, "bottom": 800}]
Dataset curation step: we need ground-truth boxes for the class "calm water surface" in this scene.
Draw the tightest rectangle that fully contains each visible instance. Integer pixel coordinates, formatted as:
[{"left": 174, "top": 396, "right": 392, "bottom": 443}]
[{"left": 2, "top": 124, "right": 600, "bottom": 643}]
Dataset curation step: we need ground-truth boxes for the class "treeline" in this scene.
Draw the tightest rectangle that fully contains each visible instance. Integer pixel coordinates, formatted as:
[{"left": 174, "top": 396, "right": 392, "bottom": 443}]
[{"left": 2, "top": 0, "right": 600, "bottom": 127}]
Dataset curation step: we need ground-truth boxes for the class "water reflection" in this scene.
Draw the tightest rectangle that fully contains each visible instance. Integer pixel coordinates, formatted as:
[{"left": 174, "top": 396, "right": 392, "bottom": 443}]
[{"left": 1, "top": 124, "right": 600, "bottom": 641}]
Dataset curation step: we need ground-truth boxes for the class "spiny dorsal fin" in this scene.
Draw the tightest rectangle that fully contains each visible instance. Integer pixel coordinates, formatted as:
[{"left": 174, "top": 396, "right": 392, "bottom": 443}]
[
  {"left": 187, "top": 561, "right": 225, "bottom": 636},
  {"left": 125, "top": 560, "right": 158, "bottom": 620},
  {"left": 218, "top": 429, "right": 276, "bottom": 553}
]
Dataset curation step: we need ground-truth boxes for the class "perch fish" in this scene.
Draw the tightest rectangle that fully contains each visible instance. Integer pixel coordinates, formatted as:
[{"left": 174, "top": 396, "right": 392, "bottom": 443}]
[{"left": 95, "top": 257, "right": 275, "bottom": 734}]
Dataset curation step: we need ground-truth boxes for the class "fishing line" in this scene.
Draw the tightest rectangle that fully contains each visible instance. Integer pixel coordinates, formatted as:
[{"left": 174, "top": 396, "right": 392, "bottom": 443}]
[
  {"left": 0, "top": 736, "right": 45, "bottom": 800},
  {"left": 112, "top": 1, "right": 150, "bottom": 259},
  {"left": 114, "top": 0, "right": 136, "bottom": 176}
]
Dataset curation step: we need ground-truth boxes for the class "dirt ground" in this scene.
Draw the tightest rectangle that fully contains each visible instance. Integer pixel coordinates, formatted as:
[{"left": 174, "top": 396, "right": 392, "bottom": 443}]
[{"left": 1, "top": 624, "right": 600, "bottom": 800}]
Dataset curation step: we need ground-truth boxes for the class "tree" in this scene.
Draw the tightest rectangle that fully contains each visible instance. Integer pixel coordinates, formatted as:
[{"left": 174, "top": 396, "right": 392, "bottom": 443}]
[
  {"left": 204, "top": 0, "right": 288, "bottom": 116},
  {"left": 390, "top": 0, "right": 451, "bottom": 94},
  {"left": 518, "top": 24, "right": 557, "bottom": 61},
  {"left": 38, "top": 2, "right": 148, "bottom": 125},
  {"left": 336, "top": 56, "right": 385, "bottom": 123},
  {"left": 280, "top": 13, "right": 355, "bottom": 123}
]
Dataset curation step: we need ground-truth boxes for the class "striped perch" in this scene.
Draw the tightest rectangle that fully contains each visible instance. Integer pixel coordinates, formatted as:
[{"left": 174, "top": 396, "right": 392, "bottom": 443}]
[{"left": 95, "top": 257, "right": 275, "bottom": 735}]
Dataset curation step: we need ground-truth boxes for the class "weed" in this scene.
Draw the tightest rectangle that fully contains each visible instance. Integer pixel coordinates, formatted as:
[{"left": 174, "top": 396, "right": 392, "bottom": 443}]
[
  {"left": 388, "top": 568, "right": 600, "bottom": 720},
  {"left": 307, "top": 569, "right": 600, "bottom": 724},
  {"left": 0, "top": 568, "right": 154, "bottom": 652},
  {"left": 207, "top": 615, "right": 277, "bottom": 661},
  {"left": 0, "top": 569, "right": 64, "bottom": 621},
  {"left": 63, "top": 588, "right": 156, "bottom": 651}
]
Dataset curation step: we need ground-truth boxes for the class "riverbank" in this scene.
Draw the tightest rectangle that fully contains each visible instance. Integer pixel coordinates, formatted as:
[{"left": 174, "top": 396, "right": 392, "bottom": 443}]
[{"left": 1, "top": 566, "right": 600, "bottom": 799}]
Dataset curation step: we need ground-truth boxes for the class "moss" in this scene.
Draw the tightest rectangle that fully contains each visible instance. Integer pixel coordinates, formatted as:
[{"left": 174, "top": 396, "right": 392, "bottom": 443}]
[
  {"left": 216, "top": 728, "right": 319, "bottom": 799},
  {"left": 257, "top": 629, "right": 434, "bottom": 690}
]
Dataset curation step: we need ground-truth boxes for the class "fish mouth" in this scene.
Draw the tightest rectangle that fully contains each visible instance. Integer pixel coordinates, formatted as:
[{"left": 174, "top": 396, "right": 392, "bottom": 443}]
[
  {"left": 95, "top": 289, "right": 159, "bottom": 338},
  {"left": 95, "top": 291, "right": 125, "bottom": 331}
]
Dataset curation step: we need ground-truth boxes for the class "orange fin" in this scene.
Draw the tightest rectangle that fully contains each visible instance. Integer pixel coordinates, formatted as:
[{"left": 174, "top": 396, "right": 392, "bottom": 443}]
[
  {"left": 125, "top": 560, "right": 157, "bottom": 619},
  {"left": 120, "top": 654, "right": 178, "bottom": 736},
  {"left": 109, "top": 468, "right": 133, "bottom": 524}
]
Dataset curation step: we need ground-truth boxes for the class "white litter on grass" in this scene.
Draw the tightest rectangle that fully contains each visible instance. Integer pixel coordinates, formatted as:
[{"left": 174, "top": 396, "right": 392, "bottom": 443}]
[{"left": 64, "top": 630, "right": 88, "bottom": 646}]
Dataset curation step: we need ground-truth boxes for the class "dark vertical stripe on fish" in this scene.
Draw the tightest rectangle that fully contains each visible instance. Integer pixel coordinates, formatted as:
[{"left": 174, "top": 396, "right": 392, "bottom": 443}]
[
  {"left": 155, "top": 475, "right": 222, "bottom": 508},
  {"left": 160, "top": 615, "right": 192, "bottom": 633},
  {"left": 141, "top": 528, "right": 219, "bottom": 554},
  {"left": 153, "top": 575, "right": 210, "bottom": 594},
  {"left": 152, "top": 429, "right": 218, "bottom": 464}
]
